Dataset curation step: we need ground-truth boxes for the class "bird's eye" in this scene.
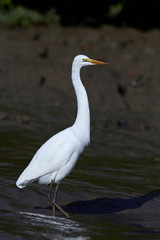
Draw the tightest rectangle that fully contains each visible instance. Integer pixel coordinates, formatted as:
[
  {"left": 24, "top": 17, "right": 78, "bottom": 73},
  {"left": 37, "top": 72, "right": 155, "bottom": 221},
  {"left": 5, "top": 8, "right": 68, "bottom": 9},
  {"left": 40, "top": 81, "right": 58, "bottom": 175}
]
[{"left": 82, "top": 58, "right": 89, "bottom": 62}]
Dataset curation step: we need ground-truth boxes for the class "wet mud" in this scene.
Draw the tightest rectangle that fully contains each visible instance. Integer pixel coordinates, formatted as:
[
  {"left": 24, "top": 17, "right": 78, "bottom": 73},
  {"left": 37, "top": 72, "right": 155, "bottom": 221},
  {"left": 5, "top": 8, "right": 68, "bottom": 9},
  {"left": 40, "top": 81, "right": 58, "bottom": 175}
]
[{"left": 0, "top": 25, "right": 160, "bottom": 131}]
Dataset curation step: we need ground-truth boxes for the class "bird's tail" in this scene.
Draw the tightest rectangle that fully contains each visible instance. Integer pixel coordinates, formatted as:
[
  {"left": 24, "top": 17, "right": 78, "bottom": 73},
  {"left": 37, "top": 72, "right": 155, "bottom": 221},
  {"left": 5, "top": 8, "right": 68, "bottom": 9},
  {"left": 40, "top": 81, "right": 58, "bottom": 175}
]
[
  {"left": 16, "top": 167, "right": 35, "bottom": 189},
  {"left": 16, "top": 177, "right": 30, "bottom": 189}
]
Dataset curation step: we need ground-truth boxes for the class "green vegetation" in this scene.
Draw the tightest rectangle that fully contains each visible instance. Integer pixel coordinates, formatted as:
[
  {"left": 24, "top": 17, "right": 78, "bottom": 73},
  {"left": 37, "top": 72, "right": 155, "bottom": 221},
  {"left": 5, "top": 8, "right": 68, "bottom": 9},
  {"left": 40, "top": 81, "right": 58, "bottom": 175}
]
[
  {"left": 107, "top": 2, "right": 124, "bottom": 18},
  {"left": 0, "top": 0, "right": 60, "bottom": 27},
  {"left": 0, "top": 0, "right": 159, "bottom": 29}
]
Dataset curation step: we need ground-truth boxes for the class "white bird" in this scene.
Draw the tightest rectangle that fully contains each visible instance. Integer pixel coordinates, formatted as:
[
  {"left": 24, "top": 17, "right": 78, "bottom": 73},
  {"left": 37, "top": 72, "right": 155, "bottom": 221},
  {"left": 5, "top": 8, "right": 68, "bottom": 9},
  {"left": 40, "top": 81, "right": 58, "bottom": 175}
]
[{"left": 16, "top": 54, "right": 107, "bottom": 218}]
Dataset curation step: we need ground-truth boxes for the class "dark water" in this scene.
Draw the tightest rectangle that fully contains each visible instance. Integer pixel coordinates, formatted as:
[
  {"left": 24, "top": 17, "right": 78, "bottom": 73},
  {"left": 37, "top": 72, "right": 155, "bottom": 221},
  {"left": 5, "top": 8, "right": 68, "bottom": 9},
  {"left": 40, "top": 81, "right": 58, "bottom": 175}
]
[{"left": 1, "top": 100, "right": 160, "bottom": 240}]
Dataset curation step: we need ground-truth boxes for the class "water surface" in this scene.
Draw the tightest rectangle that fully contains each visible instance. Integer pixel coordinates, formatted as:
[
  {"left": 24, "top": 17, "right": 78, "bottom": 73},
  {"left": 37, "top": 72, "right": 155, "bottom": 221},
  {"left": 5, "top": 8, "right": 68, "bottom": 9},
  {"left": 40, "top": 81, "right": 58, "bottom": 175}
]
[{"left": 1, "top": 100, "right": 160, "bottom": 240}]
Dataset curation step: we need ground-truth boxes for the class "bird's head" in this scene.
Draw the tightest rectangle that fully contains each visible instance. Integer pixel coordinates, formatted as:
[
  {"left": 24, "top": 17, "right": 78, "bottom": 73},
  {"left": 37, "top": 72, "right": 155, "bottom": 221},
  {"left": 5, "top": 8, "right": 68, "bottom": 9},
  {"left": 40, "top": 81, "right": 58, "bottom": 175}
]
[{"left": 73, "top": 54, "right": 107, "bottom": 68}]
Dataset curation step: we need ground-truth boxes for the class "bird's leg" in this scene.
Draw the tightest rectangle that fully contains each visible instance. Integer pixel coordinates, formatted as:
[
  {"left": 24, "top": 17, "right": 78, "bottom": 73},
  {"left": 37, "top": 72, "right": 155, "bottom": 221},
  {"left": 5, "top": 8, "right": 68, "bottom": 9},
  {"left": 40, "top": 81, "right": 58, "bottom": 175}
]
[
  {"left": 52, "top": 183, "right": 59, "bottom": 216},
  {"left": 48, "top": 182, "right": 70, "bottom": 218},
  {"left": 48, "top": 181, "right": 54, "bottom": 201},
  {"left": 48, "top": 181, "right": 55, "bottom": 215},
  {"left": 52, "top": 183, "right": 71, "bottom": 218}
]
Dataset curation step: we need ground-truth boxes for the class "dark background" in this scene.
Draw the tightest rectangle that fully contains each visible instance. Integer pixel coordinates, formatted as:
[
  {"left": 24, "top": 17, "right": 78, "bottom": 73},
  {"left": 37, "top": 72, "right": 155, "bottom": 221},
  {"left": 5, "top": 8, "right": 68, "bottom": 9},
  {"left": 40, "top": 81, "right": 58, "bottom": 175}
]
[{"left": 3, "top": 0, "right": 160, "bottom": 29}]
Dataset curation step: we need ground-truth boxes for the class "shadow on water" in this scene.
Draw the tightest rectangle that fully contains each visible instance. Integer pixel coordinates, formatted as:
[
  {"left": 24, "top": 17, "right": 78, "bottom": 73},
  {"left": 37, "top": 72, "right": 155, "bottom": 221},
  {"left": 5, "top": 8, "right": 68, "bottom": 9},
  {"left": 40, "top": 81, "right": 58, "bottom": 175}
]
[
  {"left": 36, "top": 190, "right": 160, "bottom": 215},
  {"left": 62, "top": 190, "right": 160, "bottom": 214}
]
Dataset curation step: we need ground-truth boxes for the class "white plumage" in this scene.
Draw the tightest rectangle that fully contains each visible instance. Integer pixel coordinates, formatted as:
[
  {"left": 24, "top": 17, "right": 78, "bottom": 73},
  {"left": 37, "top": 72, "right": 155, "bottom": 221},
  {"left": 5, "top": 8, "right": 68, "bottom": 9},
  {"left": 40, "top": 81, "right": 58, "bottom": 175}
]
[
  {"left": 17, "top": 128, "right": 81, "bottom": 188},
  {"left": 16, "top": 54, "right": 107, "bottom": 217}
]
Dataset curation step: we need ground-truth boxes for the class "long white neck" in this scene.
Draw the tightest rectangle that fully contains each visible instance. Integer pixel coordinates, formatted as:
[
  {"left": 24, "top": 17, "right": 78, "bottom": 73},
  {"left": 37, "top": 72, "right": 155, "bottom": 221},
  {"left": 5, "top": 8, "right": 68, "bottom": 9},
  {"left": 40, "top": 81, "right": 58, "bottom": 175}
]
[{"left": 71, "top": 63, "right": 90, "bottom": 147}]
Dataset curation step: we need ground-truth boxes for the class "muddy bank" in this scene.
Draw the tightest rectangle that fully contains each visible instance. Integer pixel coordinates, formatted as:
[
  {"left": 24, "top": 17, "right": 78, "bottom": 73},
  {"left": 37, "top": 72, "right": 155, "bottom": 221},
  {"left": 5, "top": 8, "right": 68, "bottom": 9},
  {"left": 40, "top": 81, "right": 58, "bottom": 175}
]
[{"left": 0, "top": 25, "right": 160, "bottom": 139}]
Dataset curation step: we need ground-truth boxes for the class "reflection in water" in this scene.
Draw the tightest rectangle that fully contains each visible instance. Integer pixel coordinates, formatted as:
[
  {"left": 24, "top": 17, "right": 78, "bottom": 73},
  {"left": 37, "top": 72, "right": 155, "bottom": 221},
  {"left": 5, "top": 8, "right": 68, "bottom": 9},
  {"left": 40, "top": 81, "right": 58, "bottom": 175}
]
[{"left": 19, "top": 212, "right": 89, "bottom": 240}]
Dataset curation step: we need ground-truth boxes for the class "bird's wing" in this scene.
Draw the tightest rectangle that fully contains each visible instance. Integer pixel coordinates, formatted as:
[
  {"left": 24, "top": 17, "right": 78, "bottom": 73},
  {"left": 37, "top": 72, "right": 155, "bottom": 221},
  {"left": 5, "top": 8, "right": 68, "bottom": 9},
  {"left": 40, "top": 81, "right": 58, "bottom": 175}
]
[{"left": 16, "top": 128, "right": 78, "bottom": 188}]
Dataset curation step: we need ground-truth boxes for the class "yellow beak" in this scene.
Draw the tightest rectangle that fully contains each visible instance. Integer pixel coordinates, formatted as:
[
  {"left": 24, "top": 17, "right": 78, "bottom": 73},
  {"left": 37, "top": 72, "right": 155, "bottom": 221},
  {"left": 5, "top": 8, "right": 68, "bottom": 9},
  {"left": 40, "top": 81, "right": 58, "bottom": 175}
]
[{"left": 84, "top": 58, "right": 108, "bottom": 65}]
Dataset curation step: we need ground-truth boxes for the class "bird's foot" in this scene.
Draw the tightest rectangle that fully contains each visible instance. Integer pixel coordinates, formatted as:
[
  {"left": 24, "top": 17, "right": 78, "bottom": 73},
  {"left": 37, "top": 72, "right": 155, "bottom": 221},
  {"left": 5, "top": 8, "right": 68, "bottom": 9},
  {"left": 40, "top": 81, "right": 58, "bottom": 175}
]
[{"left": 48, "top": 196, "right": 70, "bottom": 218}]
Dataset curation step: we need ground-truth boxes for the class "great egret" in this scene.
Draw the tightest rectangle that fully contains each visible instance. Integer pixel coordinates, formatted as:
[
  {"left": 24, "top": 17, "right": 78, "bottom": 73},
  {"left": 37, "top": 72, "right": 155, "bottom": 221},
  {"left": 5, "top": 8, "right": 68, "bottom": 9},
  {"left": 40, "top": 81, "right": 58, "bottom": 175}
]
[{"left": 16, "top": 54, "right": 107, "bottom": 218}]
